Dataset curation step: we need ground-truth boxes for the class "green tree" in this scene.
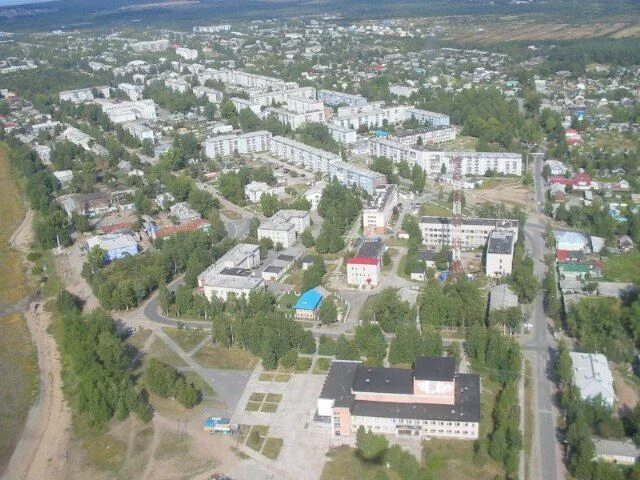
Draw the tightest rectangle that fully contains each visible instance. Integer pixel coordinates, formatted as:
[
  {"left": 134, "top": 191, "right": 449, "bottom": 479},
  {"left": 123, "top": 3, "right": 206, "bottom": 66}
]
[
  {"left": 356, "top": 426, "right": 389, "bottom": 461},
  {"left": 318, "top": 296, "right": 338, "bottom": 325}
]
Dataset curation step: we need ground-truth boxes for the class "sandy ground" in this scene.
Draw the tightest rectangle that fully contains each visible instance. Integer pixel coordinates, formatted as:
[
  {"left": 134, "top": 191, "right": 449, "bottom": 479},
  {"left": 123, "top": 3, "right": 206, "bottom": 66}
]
[
  {"left": 3, "top": 209, "right": 73, "bottom": 480},
  {"left": 614, "top": 369, "right": 640, "bottom": 413}
]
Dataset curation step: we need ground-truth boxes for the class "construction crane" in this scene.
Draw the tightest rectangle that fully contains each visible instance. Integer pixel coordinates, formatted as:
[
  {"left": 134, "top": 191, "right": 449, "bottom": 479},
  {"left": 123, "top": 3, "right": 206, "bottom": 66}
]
[{"left": 450, "top": 155, "right": 463, "bottom": 276}]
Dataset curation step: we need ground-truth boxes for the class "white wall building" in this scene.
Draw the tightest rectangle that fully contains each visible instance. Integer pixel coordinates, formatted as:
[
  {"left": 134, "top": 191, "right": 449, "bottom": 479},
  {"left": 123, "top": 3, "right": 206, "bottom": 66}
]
[
  {"left": 485, "top": 229, "right": 515, "bottom": 277},
  {"left": 193, "top": 85, "right": 223, "bottom": 103},
  {"left": 317, "top": 89, "right": 368, "bottom": 107},
  {"left": 346, "top": 240, "right": 384, "bottom": 288},
  {"left": 569, "top": 352, "right": 615, "bottom": 408},
  {"left": 362, "top": 184, "right": 398, "bottom": 235},
  {"left": 59, "top": 86, "right": 110, "bottom": 104},
  {"left": 203, "top": 130, "right": 271, "bottom": 158},
  {"left": 257, "top": 209, "right": 311, "bottom": 248},
  {"left": 175, "top": 47, "right": 198, "bottom": 61},
  {"left": 244, "top": 181, "right": 284, "bottom": 203},
  {"left": 327, "top": 123, "right": 358, "bottom": 144},
  {"left": 130, "top": 39, "right": 170, "bottom": 53},
  {"left": 419, "top": 217, "right": 519, "bottom": 250}
]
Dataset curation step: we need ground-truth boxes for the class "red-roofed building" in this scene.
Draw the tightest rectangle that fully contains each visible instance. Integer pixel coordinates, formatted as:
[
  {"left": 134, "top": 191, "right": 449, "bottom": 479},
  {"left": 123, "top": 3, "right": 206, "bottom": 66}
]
[
  {"left": 150, "top": 218, "right": 211, "bottom": 240},
  {"left": 548, "top": 173, "right": 592, "bottom": 191},
  {"left": 347, "top": 240, "right": 383, "bottom": 288},
  {"left": 565, "top": 128, "right": 583, "bottom": 146}
]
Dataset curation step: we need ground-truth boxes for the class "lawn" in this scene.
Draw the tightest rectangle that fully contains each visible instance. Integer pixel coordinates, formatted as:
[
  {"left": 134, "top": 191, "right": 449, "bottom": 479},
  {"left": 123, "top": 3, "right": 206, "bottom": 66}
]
[
  {"left": 262, "top": 437, "right": 283, "bottom": 460},
  {"left": 420, "top": 201, "right": 452, "bottom": 217},
  {"left": 245, "top": 402, "right": 261, "bottom": 412},
  {"left": 259, "top": 372, "right": 291, "bottom": 382},
  {"left": 246, "top": 425, "right": 269, "bottom": 452},
  {"left": 183, "top": 370, "right": 217, "bottom": 397},
  {"left": 162, "top": 327, "right": 210, "bottom": 353},
  {"left": 193, "top": 345, "right": 257, "bottom": 370},
  {"left": 603, "top": 251, "right": 640, "bottom": 282},
  {"left": 222, "top": 209, "right": 242, "bottom": 220},
  {"left": 250, "top": 392, "right": 266, "bottom": 402},
  {"left": 265, "top": 393, "right": 282, "bottom": 403},
  {"left": 313, "top": 357, "right": 332, "bottom": 374},
  {"left": 147, "top": 336, "right": 189, "bottom": 368},
  {"left": 321, "top": 446, "right": 403, "bottom": 480},
  {"left": 125, "top": 328, "right": 153, "bottom": 351},
  {"left": 421, "top": 438, "right": 502, "bottom": 480},
  {"left": 260, "top": 403, "right": 278, "bottom": 413}
]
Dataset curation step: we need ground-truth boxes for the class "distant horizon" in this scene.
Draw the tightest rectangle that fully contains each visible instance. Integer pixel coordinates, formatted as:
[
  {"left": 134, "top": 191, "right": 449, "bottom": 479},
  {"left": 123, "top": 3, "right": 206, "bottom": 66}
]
[{"left": 0, "top": 0, "right": 54, "bottom": 6}]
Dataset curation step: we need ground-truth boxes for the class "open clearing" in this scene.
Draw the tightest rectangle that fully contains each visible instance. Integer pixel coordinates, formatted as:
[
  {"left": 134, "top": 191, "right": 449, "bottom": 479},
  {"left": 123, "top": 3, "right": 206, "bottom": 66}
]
[
  {"left": 162, "top": 326, "right": 210, "bottom": 352},
  {"left": 193, "top": 345, "right": 257, "bottom": 370},
  {"left": 604, "top": 251, "right": 640, "bottom": 282}
]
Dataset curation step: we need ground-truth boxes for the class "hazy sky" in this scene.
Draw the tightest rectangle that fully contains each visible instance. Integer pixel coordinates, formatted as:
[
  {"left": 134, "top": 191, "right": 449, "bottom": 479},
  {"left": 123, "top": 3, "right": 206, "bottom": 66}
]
[{"left": 0, "top": 0, "right": 54, "bottom": 6}]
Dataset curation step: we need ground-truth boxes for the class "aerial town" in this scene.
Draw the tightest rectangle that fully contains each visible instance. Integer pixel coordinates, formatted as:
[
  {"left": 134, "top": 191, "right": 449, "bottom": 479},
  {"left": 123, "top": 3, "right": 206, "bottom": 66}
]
[{"left": 0, "top": 2, "right": 639, "bottom": 480}]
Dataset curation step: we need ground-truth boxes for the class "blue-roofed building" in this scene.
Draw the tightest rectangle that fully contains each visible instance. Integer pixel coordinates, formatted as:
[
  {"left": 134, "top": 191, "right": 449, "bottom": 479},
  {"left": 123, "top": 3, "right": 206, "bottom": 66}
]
[
  {"left": 295, "top": 289, "right": 323, "bottom": 319},
  {"left": 375, "top": 130, "right": 389, "bottom": 138}
]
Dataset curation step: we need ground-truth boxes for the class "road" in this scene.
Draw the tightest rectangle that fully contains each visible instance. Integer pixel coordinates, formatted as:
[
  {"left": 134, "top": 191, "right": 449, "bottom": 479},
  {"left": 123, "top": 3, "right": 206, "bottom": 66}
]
[{"left": 521, "top": 149, "right": 563, "bottom": 480}]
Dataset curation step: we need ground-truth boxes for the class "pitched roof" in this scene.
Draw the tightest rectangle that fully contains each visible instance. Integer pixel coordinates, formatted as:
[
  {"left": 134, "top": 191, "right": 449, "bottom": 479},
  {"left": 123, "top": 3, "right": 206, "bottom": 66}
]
[{"left": 294, "top": 289, "right": 323, "bottom": 310}]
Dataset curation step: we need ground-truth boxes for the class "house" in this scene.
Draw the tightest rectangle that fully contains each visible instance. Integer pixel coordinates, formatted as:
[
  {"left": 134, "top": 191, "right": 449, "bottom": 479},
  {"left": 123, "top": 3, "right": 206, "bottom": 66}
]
[
  {"left": 545, "top": 159, "right": 569, "bottom": 176},
  {"left": 304, "top": 183, "right": 325, "bottom": 210},
  {"left": 488, "top": 284, "right": 519, "bottom": 312},
  {"left": 347, "top": 240, "right": 384, "bottom": 288},
  {"left": 558, "top": 263, "right": 600, "bottom": 280},
  {"left": 52, "top": 170, "right": 74, "bottom": 187},
  {"left": 555, "top": 231, "right": 589, "bottom": 252},
  {"left": 556, "top": 249, "right": 584, "bottom": 263},
  {"left": 86, "top": 233, "right": 139, "bottom": 263},
  {"left": 169, "top": 202, "right": 201, "bottom": 224},
  {"left": 485, "top": 230, "right": 514, "bottom": 277},
  {"left": 410, "top": 250, "right": 436, "bottom": 281},
  {"left": 300, "top": 255, "right": 315, "bottom": 270},
  {"left": 592, "top": 437, "right": 640, "bottom": 465},
  {"left": 317, "top": 356, "right": 480, "bottom": 440},
  {"left": 569, "top": 352, "right": 615, "bottom": 408},
  {"left": 295, "top": 289, "right": 323, "bottom": 319},
  {"left": 565, "top": 128, "right": 583, "bottom": 145},
  {"left": 257, "top": 210, "right": 311, "bottom": 248},
  {"left": 549, "top": 182, "right": 566, "bottom": 202}
]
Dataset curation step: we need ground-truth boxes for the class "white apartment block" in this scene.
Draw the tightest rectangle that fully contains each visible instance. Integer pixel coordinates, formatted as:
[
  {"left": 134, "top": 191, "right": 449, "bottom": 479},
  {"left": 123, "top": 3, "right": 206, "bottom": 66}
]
[
  {"left": 231, "top": 97, "right": 262, "bottom": 115},
  {"left": 392, "top": 126, "right": 457, "bottom": 145},
  {"left": 59, "top": 86, "right": 110, "bottom": 104},
  {"left": 197, "top": 243, "right": 263, "bottom": 301},
  {"left": 406, "top": 108, "right": 450, "bottom": 127},
  {"left": 283, "top": 95, "right": 324, "bottom": 114},
  {"left": 118, "top": 83, "right": 144, "bottom": 101},
  {"left": 244, "top": 181, "right": 284, "bottom": 203},
  {"left": 122, "top": 121, "right": 154, "bottom": 142},
  {"left": 419, "top": 217, "right": 519, "bottom": 250},
  {"left": 165, "top": 78, "right": 191, "bottom": 93},
  {"left": 368, "top": 138, "right": 523, "bottom": 177},
  {"left": 193, "top": 25, "right": 231, "bottom": 33},
  {"left": 485, "top": 230, "right": 515, "bottom": 277},
  {"left": 130, "top": 39, "right": 170, "bottom": 53},
  {"left": 203, "top": 130, "right": 271, "bottom": 158},
  {"left": 262, "top": 107, "right": 325, "bottom": 129},
  {"left": 317, "top": 89, "right": 368, "bottom": 107},
  {"left": 333, "top": 102, "right": 408, "bottom": 130},
  {"left": 327, "top": 123, "right": 358, "bottom": 144},
  {"left": 249, "top": 86, "right": 316, "bottom": 107},
  {"left": 257, "top": 209, "right": 310, "bottom": 248},
  {"left": 329, "top": 161, "right": 386, "bottom": 196},
  {"left": 269, "top": 135, "right": 340, "bottom": 175},
  {"left": 92, "top": 98, "right": 157, "bottom": 124},
  {"left": 175, "top": 47, "right": 198, "bottom": 61},
  {"left": 362, "top": 184, "right": 398, "bottom": 235},
  {"left": 193, "top": 85, "right": 223, "bottom": 103},
  {"left": 213, "top": 69, "right": 287, "bottom": 89}
]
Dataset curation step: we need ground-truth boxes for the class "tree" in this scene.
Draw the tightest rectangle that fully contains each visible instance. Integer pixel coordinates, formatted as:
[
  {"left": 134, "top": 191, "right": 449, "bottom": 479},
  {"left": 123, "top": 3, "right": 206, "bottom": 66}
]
[
  {"left": 318, "top": 296, "right": 338, "bottom": 325},
  {"left": 302, "top": 256, "right": 327, "bottom": 292},
  {"left": 248, "top": 217, "right": 261, "bottom": 238},
  {"left": 238, "top": 108, "right": 262, "bottom": 132},
  {"left": 260, "top": 193, "right": 281, "bottom": 217},
  {"left": 355, "top": 323, "right": 387, "bottom": 365},
  {"left": 300, "top": 228, "right": 315, "bottom": 248},
  {"left": 356, "top": 426, "right": 389, "bottom": 461},
  {"left": 219, "top": 97, "right": 238, "bottom": 127}
]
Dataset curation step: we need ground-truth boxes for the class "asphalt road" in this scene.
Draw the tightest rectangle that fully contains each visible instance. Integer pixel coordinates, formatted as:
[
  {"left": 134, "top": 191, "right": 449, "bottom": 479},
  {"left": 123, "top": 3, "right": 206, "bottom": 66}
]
[{"left": 522, "top": 150, "right": 560, "bottom": 480}]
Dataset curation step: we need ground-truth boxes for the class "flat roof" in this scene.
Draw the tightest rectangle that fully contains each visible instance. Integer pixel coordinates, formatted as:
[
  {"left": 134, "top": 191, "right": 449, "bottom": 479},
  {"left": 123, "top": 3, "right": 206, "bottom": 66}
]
[
  {"left": 356, "top": 240, "right": 384, "bottom": 259},
  {"left": 420, "top": 216, "right": 518, "bottom": 229},
  {"left": 487, "top": 230, "right": 514, "bottom": 255},
  {"left": 352, "top": 365, "right": 414, "bottom": 394},
  {"left": 319, "top": 360, "right": 359, "bottom": 408},
  {"left": 351, "top": 374, "right": 480, "bottom": 423},
  {"left": 414, "top": 356, "right": 455, "bottom": 381}
]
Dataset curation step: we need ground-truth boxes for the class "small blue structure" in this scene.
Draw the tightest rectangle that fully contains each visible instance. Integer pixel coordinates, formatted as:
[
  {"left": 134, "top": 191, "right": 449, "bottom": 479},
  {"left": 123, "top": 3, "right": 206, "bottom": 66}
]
[
  {"left": 438, "top": 270, "right": 449, "bottom": 282},
  {"left": 295, "top": 289, "right": 323, "bottom": 319},
  {"left": 374, "top": 130, "right": 389, "bottom": 138}
]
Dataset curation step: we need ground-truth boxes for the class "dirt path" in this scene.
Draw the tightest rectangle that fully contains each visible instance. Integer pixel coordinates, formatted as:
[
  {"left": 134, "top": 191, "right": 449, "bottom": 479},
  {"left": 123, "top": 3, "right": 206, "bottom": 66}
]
[{"left": 2, "top": 209, "right": 72, "bottom": 480}]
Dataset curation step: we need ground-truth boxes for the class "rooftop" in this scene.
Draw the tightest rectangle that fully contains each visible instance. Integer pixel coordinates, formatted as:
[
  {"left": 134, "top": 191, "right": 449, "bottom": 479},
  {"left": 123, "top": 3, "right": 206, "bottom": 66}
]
[
  {"left": 352, "top": 365, "right": 414, "bottom": 394},
  {"left": 487, "top": 229, "right": 514, "bottom": 255},
  {"left": 414, "top": 356, "right": 455, "bottom": 382},
  {"left": 420, "top": 216, "right": 518, "bottom": 229},
  {"left": 489, "top": 284, "right": 519, "bottom": 311},
  {"left": 295, "top": 289, "right": 323, "bottom": 311}
]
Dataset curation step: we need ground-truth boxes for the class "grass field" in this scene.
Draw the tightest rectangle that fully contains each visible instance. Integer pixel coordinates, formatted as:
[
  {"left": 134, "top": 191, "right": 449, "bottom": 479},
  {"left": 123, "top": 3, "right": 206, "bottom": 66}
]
[
  {"left": 147, "top": 337, "right": 189, "bottom": 368},
  {"left": 603, "top": 251, "right": 640, "bottom": 282},
  {"left": 0, "top": 145, "right": 38, "bottom": 476},
  {"left": 162, "top": 327, "right": 210, "bottom": 353},
  {"left": 262, "top": 437, "right": 283, "bottom": 460},
  {"left": 420, "top": 202, "right": 452, "bottom": 217},
  {"left": 321, "top": 446, "right": 403, "bottom": 480},
  {"left": 313, "top": 357, "right": 332, "bottom": 374},
  {"left": 193, "top": 345, "right": 257, "bottom": 370}
]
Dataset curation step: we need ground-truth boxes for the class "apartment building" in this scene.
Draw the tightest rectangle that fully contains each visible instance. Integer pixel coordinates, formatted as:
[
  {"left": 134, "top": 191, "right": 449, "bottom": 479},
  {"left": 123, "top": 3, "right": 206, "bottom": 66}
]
[
  {"left": 362, "top": 184, "right": 398, "bottom": 235},
  {"left": 257, "top": 209, "right": 311, "bottom": 248},
  {"left": 192, "top": 85, "right": 223, "bottom": 103},
  {"left": 317, "top": 89, "right": 368, "bottom": 107},
  {"left": 405, "top": 108, "right": 450, "bottom": 127},
  {"left": 347, "top": 240, "right": 384, "bottom": 287},
  {"left": 230, "top": 97, "right": 262, "bottom": 115},
  {"left": 197, "top": 243, "right": 263, "bottom": 301},
  {"left": 122, "top": 121, "right": 154, "bottom": 142},
  {"left": 327, "top": 123, "right": 358, "bottom": 144},
  {"left": 249, "top": 86, "right": 316, "bottom": 107},
  {"left": 333, "top": 102, "right": 408, "bottom": 130},
  {"left": 117, "top": 83, "right": 144, "bottom": 101},
  {"left": 329, "top": 161, "right": 386, "bottom": 196},
  {"left": 368, "top": 138, "right": 523, "bottom": 177},
  {"left": 165, "top": 78, "right": 191, "bottom": 93},
  {"left": 130, "top": 39, "right": 170, "bottom": 53},
  {"left": 213, "top": 69, "right": 287, "bottom": 89},
  {"left": 59, "top": 86, "right": 110, "bottom": 104},
  {"left": 269, "top": 135, "right": 340, "bottom": 174},
  {"left": 318, "top": 357, "right": 480, "bottom": 440},
  {"left": 419, "top": 217, "right": 519, "bottom": 250},
  {"left": 203, "top": 130, "right": 272, "bottom": 158},
  {"left": 175, "top": 47, "right": 198, "bottom": 61},
  {"left": 392, "top": 126, "right": 457, "bottom": 145},
  {"left": 485, "top": 230, "right": 515, "bottom": 277},
  {"left": 193, "top": 25, "right": 231, "bottom": 33},
  {"left": 262, "top": 106, "right": 325, "bottom": 129},
  {"left": 93, "top": 98, "right": 157, "bottom": 124},
  {"left": 244, "top": 181, "right": 284, "bottom": 203}
]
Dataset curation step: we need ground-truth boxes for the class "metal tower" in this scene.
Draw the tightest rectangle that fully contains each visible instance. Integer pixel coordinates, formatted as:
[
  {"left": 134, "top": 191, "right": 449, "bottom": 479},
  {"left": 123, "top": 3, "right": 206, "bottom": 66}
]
[{"left": 450, "top": 155, "right": 463, "bottom": 276}]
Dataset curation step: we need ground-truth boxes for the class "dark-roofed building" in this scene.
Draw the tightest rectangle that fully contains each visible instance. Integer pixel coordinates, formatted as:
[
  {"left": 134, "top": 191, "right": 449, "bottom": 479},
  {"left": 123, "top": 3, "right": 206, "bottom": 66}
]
[
  {"left": 347, "top": 240, "right": 384, "bottom": 288},
  {"left": 317, "top": 356, "right": 480, "bottom": 440},
  {"left": 485, "top": 229, "right": 515, "bottom": 277}
]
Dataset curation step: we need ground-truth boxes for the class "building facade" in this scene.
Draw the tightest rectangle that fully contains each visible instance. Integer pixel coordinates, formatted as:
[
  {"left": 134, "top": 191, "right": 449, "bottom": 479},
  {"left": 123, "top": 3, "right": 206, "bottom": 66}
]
[
  {"left": 362, "top": 184, "right": 398, "bottom": 235},
  {"left": 346, "top": 240, "right": 384, "bottom": 287},
  {"left": 204, "top": 130, "right": 272, "bottom": 158},
  {"left": 485, "top": 229, "right": 515, "bottom": 277},
  {"left": 419, "top": 217, "right": 519, "bottom": 250}
]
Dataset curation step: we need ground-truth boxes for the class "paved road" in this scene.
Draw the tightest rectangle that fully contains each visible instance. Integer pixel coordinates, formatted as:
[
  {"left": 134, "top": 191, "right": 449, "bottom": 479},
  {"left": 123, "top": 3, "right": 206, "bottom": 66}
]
[{"left": 522, "top": 149, "right": 562, "bottom": 480}]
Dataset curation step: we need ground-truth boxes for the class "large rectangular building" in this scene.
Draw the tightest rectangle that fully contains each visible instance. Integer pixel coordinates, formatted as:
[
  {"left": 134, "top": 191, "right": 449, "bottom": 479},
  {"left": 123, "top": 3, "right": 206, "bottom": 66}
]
[
  {"left": 318, "top": 357, "right": 480, "bottom": 440},
  {"left": 347, "top": 240, "right": 384, "bottom": 287},
  {"left": 203, "top": 130, "right": 271, "bottom": 158},
  {"left": 269, "top": 135, "right": 340, "bottom": 174},
  {"left": 257, "top": 209, "right": 311, "bottom": 248},
  {"left": 419, "top": 217, "right": 519, "bottom": 250},
  {"left": 317, "top": 89, "right": 368, "bottom": 107},
  {"left": 197, "top": 244, "right": 263, "bottom": 301},
  {"left": 368, "top": 138, "right": 523, "bottom": 177},
  {"left": 362, "top": 184, "right": 398, "bottom": 235},
  {"left": 485, "top": 230, "right": 515, "bottom": 277}
]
